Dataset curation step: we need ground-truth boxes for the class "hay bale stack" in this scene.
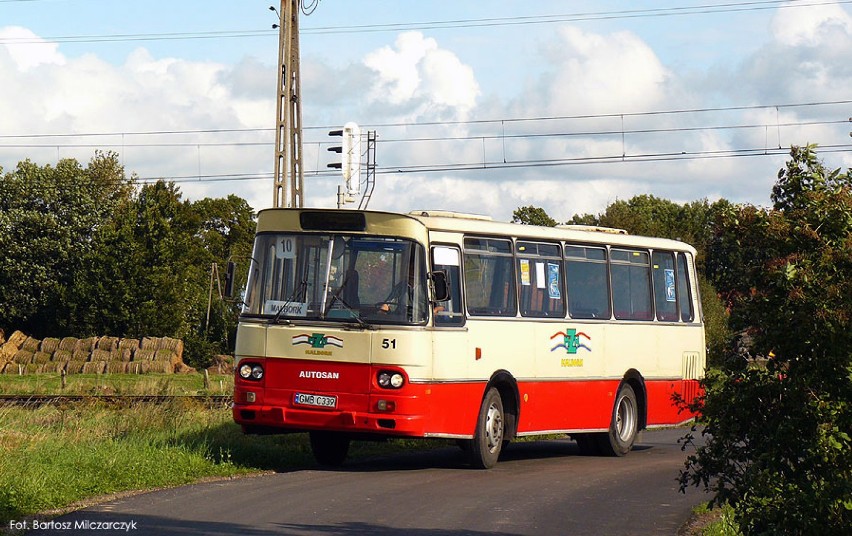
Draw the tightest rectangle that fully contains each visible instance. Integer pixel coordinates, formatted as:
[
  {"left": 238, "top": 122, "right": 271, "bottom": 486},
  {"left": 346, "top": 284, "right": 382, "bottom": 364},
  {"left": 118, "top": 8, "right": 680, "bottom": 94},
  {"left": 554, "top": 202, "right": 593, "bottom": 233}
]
[
  {"left": 32, "top": 351, "right": 52, "bottom": 364},
  {"left": 45, "top": 361, "right": 67, "bottom": 373},
  {"left": 106, "top": 362, "right": 129, "bottom": 374},
  {"left": 91, "top": 349, "right": 112, "bottom": 362},
  {"left": 75, "top": 337, "right": 97, "bottom": 353},
  {"left": 65, "top": 361, "right": 85, "bottom": 374},
  {"left": 137, "top": 361, "right": 172, "bottom": 374},
  {"left": 24, "top": 363, "right": 43, "bottom": 374},
  {"left": 58, "top": 337, "right": 78, "bottom": 352},
  {"left": 110, "top": 348, "right": 133, "bottom": 362},
  {"left": 40, "top": 337, "right": 60, "bottom": 354},
  {"left": 208, "top": 355, "right": 234, "bottom": 375},
  {"left": 72, "top": 350, "right": 91, "bottom": 362},
  {"left": 153, "top": 349, "right": 181, "bottom": 366},
  {"left": 13, "top": 350, "right": 33, "bottom": 365},
  {"left": 96, "top": 336, "right": 119, "bottom": 351},
  {"left": 53, "top": 349, "right": 72, "bottom": 362},
  {"left": 118, "top": 338, "right": 140, "bottom": 360},
  {"left": 0, "top": 330, "right": 27, "bottom": 360},
  {"left": 22, "top": 337, "right": 41, "bottom": 353},
  {"left": 2, "top": 363, "right": 21, "bottom": 374},
  {"left": 82, "top": 361, "right": 106, "bottom": 374},
  {"left": 133, "top": 349, "right": 156, "bottom": 361},
  {"left": 175, "top": 363, "right": 196, "bottom": 374}
]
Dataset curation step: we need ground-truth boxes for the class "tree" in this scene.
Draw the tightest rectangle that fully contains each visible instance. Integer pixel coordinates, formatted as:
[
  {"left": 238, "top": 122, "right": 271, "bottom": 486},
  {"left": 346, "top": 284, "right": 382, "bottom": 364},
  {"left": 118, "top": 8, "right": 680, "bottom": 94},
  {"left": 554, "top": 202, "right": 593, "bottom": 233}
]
[
  {"left": 0, "top": 152, "right": 133, "bottom": 336},
  {"left": 680, "top": 145, "right": 852, "bottom": 534},
  {"left": 511, "top": 205, "right": 558, "bottom": 226}
]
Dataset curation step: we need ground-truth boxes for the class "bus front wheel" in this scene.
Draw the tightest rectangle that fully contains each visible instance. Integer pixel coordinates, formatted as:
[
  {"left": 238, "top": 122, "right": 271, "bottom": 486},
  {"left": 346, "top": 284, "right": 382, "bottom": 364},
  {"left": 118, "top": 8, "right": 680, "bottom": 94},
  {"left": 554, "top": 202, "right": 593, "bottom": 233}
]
[
  {"left": 597, "top": 383, "right": 638, "bottom": 456},
  {"left": 468, "top": 387, "right": 505, "bottom": 469},
  {"left": 309, "top": 431, "right": 351, "bottom": 466}
]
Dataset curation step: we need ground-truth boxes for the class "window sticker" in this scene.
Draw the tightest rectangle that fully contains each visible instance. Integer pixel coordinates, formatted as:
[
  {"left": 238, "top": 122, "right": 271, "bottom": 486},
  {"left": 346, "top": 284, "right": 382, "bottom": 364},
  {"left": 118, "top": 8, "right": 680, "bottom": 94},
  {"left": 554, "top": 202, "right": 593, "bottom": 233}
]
[
  {"left": 264, "top": 300, "right": 308, "bottom": 317},
  {"left": 547, "top": 262, "right": 561, "bottom": 299},
  {"left": 275, "top": 236, "right": 296, "bottom": 259},
  {"left": 520, "top": 259, "right": 531, "bottom": 286},
  {"left": 433, "top": 246, "right": 460, "bottom": 266},
  {"left": 535, "top": 262, "right": 546, "bottom": 289},
  {"left": 665, "top": 269, "right": 676, "bottom": 302}
]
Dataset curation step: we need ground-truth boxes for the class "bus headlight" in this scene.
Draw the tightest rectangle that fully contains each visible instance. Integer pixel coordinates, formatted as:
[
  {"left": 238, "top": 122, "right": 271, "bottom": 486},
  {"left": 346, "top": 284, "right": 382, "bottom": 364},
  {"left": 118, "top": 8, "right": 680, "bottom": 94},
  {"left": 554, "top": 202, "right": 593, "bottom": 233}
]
[
  {"left": 377, "top": 371, "right": 405, "bottom": 389},
  {"left": 239, "top": 363, "right": 264, "bottom": 381}
]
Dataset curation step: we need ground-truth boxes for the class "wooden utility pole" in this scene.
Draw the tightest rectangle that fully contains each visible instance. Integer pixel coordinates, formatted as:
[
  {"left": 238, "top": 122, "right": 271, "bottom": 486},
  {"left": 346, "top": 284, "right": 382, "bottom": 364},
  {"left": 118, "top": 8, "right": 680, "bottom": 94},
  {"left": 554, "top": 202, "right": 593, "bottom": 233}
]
[{"left": 272, "top": 0, "right": 304, "bottom": 208}]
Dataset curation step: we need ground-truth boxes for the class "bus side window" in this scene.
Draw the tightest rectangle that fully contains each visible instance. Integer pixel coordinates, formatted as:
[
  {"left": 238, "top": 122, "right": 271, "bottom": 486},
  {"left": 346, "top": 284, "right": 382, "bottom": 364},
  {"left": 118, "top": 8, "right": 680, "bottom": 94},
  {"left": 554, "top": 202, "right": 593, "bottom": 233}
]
[
  {"left": 565, "top": 245, "right": 611, "bottom": 319},
  {"left": 463, "top": 237, "right": 516, "bottom": 317},
  {"left": 432, "top": 246, "right": 464, "bottom": 325},
  {"left": 677, "top": 252, "right": 695, "bottom": 322},
  {"left": 652, "top": 251, "right": 679, "bottom": 322},
  {"left": 517, "top": 241, "right": 565, "bottom": 318},
  {"left": 611, "top": 249, "right": 653, "bottom": 321}
]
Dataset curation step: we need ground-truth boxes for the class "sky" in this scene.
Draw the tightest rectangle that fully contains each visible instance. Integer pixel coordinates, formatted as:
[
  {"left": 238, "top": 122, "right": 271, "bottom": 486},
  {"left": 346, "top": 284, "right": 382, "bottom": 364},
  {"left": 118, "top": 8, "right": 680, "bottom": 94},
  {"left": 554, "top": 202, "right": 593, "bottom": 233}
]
[{"left": 1, "top": 0, "right": 850, "bottom": 222}]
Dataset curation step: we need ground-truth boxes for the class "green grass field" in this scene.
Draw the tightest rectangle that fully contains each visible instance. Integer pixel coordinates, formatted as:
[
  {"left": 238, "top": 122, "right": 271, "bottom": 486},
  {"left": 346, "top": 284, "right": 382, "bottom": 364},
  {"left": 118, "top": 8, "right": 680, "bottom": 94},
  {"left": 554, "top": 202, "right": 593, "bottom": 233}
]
[
  {"left": 0, "top": 372, "right": 233, "bottom": 396},
  {"left": 0, "top": 373, "right": 439, "bottom": 530}
]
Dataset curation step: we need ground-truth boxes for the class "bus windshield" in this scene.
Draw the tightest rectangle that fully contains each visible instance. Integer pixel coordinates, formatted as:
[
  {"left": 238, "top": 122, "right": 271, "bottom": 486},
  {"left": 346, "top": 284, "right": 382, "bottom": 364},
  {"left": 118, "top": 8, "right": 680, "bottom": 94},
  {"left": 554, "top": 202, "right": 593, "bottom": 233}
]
[{"left": 242, "top": 233, "right": 428, "bottom": 325}]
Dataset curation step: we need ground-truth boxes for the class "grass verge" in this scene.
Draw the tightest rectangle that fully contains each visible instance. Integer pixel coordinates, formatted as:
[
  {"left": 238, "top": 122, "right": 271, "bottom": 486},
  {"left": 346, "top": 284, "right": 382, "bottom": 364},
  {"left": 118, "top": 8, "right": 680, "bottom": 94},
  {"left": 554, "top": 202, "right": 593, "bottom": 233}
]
[
  {"left": 680, "top": 503, "right": 742, "bottom": 536},
  {"left": 0, "top": 399, "right": 435, "bottom": 530},
  {"left": 0, "top": 372, "right": 233, "bottom": 396}
]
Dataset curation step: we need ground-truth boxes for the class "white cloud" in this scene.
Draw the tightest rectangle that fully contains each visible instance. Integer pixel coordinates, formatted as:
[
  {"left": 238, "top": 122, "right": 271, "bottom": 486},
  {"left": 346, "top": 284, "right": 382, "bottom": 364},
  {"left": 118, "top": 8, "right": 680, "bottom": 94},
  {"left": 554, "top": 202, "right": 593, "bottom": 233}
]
[
  {"left": 0, "top": 26, "right": 65, "bottom": 71},
  {"left": 363, "top": 31, "right": 480, "bottom": 120},
  {"left": 771, "top": 1, "right": 852, "bottom": 46},
  {"left": 533, "top": 26, "right": 671, "bottom": 115}
]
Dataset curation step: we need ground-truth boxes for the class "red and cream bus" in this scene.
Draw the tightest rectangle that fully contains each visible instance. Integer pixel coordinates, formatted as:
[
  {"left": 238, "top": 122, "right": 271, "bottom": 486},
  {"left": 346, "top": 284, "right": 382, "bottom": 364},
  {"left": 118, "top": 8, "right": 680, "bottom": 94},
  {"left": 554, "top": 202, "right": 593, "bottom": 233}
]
[{"left": 230, "top": 208, "right": 705, "bottom": 468}]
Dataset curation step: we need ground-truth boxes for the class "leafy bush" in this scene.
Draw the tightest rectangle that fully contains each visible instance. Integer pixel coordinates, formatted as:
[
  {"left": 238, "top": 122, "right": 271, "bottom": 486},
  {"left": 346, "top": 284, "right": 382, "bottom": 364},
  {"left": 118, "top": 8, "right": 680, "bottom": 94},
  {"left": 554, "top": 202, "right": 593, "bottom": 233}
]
[{"left": 680, "top": 146, "right": 852, "bottom": 535}]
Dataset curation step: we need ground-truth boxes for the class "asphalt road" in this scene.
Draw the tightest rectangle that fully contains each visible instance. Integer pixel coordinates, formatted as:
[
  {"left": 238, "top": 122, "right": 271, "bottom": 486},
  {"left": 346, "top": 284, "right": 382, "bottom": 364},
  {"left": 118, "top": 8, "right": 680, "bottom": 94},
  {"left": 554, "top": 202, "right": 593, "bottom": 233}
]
[{"left": 28, "top": 428, "right": 707, "bottom": 536}]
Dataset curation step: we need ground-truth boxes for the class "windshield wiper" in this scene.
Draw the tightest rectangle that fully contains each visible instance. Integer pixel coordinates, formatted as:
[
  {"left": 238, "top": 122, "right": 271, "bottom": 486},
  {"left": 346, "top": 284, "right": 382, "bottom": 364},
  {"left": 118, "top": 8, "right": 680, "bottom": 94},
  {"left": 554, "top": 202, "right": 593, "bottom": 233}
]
[
  {"left": 270, "top": 279, "right": 307, "bottom": 325},
  {"left": 325, "top": 294, "right": 373, "bottom": 330}
]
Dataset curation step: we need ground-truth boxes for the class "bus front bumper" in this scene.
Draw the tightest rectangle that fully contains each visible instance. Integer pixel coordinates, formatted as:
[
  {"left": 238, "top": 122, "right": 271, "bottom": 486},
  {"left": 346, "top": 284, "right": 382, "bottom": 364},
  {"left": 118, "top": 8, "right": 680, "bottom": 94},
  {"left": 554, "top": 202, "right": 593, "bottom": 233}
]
[{"left": 232, "top": 402, "right": 426, "bottom": 436}]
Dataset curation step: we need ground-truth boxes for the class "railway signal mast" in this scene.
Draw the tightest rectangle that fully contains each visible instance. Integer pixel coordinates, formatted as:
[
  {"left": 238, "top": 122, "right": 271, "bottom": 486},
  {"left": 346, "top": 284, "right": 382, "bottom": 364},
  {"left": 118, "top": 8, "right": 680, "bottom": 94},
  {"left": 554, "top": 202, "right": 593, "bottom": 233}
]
[{"left": 271, "top": 1, "right": 320, "bottom": 208}]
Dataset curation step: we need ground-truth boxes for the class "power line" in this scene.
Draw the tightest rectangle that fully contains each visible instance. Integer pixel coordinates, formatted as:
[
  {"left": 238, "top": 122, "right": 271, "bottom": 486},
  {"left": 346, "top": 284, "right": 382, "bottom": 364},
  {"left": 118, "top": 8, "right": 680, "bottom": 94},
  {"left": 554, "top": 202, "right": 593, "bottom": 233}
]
[
  {"left": 3, "top": 1, "right": 850, "bottom": 44},
  {"left": 131, "top": 143, "right": 852, "bottom": 184},
  {"left": 1, "top": 118, "right": 846, "bottom": 149},
  {"left": 2, "top": 99, "right": 850, "bottom": 141}
]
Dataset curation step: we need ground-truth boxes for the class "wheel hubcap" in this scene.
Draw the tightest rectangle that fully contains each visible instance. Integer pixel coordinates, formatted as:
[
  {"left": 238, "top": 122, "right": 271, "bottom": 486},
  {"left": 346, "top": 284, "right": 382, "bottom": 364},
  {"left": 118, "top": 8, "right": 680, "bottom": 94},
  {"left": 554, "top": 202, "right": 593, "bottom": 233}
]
[
  {"left": 484, "top": 403, "right": 504, "bottom": 453},
  {"left": 616, "top": 394, "right": 636, "bottom": 442}
]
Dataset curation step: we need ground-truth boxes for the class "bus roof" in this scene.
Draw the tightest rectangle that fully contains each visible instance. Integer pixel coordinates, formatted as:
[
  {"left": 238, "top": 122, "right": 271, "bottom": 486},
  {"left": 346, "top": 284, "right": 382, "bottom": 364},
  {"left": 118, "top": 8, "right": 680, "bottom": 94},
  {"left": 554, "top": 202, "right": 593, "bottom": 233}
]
[
  {"left": 254, "top": 208, "right": 697, "bottom": 254},
  {"left": 407, "top": 210, "right": 697, "bottom": 253}
]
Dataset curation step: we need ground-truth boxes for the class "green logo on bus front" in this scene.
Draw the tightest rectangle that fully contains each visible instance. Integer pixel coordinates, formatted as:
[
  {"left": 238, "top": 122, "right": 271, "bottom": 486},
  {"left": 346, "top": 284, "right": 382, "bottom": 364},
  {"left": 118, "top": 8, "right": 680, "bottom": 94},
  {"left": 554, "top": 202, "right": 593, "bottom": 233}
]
[{"left": 292, "top": 333, "right": 344, "bottom": 349}]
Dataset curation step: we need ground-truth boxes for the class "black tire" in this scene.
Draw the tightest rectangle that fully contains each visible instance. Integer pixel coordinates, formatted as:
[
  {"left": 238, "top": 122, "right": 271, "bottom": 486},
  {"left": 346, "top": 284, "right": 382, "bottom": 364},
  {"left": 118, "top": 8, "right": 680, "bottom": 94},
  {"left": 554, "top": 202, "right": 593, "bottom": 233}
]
[
  {"left": 468, "top": 387, "right": 505, "bottom": 469},
  {"left": 309, "top": 431, "right": 351, "bottom": 466},
  {"left": 597, "top": 383, "right": 639, "bottom": 457}
]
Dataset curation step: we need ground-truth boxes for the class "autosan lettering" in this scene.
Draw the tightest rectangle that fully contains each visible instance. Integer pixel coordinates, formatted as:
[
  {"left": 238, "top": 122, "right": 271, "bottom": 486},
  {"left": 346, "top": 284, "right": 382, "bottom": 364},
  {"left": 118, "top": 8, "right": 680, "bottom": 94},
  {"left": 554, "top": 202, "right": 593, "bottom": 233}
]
[
  {"left": 292, "top": 333, "right": 343, "bottom": 349},
  {"left": 299, "top": 370, "right": 340, "bottom": 379}
]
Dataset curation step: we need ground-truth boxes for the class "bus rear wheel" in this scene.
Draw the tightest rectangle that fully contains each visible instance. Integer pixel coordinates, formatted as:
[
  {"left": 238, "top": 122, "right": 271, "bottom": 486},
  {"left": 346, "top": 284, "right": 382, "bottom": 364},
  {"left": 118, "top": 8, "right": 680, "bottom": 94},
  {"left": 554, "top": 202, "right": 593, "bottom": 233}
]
[
  {"left": 468, "top": 387, "right": 504, "bottom": 469},
  {"left": 309, "top": 431, "right": 351, "bottom": 466},
  {"left": 597, "top": 383, "right": 638, "bottom": 457}
]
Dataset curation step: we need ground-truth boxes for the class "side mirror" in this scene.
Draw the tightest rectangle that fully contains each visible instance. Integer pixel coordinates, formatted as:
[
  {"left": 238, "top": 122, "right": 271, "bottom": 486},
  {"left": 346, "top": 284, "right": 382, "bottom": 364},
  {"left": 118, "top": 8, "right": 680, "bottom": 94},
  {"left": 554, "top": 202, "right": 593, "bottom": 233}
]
[
  {"left": 430, "top": 270, "right": 450, "bottom": 302},
  {"left": 224, "top": 261, "right": 236, "bottom": 298}
]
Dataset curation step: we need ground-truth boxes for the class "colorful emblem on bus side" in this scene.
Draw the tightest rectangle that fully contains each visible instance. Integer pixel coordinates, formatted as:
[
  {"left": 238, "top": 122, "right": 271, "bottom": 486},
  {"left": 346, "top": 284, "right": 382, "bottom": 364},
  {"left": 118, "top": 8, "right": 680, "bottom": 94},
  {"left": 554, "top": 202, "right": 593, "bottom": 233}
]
[
  {"left": 293, "top": 333, "right": 343, "bottom": 356},
  {"left": 550, "top": 328, "right": 591, "bottom": 367}
]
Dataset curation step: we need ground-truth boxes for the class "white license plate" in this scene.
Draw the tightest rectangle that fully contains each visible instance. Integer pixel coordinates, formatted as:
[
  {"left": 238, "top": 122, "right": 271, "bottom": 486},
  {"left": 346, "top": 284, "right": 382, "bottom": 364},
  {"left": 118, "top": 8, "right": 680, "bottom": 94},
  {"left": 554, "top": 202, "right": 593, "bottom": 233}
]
[{"left": 294, "top": 393, "right": 337, "bottom": 408}]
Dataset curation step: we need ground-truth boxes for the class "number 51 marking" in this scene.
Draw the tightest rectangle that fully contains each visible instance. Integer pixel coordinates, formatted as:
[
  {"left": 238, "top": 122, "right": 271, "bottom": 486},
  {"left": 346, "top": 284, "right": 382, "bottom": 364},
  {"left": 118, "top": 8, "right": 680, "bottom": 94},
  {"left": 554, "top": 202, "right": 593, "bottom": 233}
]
[{"left": 382, "top": 338, "right": 397, "bottom": 349}]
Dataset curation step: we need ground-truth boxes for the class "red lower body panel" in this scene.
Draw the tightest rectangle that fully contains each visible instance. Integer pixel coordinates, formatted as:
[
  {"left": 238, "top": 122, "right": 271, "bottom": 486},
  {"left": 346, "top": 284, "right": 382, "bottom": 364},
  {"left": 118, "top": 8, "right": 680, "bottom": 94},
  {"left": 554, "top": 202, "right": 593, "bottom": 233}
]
[{"left": 233, "top": 358, "right": 701, "bottom": 438}]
